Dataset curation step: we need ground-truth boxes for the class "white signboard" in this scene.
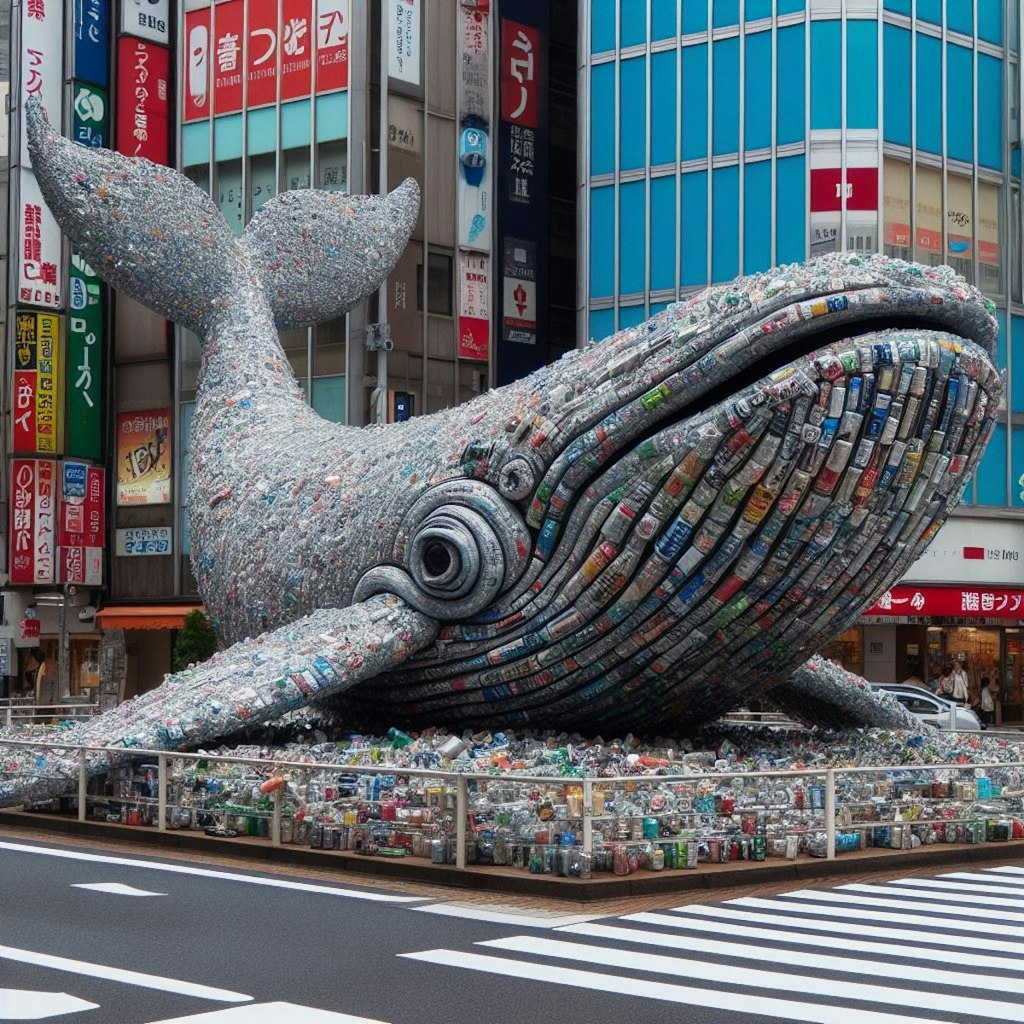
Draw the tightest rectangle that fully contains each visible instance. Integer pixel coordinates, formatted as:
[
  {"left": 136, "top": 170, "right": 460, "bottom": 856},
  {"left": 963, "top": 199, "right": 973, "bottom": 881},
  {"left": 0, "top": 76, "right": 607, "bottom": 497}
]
[
  {"left": 19, "top": 0, "right": 65, "bottom": 167},
  {"left": 116, "top": 526, "right": 173, "bottom": 556},
  {"left": 387, "top": 0, "right": 421, "bottom": 85},
  {"left": 903, "top": 517, "right": 1024, "bottom": 586},
  {"left": 121, "top": 0, "right": 170, "bottom": 45},
  {"left": 18, "top": 169, "right": 62, "bottom": 309}
]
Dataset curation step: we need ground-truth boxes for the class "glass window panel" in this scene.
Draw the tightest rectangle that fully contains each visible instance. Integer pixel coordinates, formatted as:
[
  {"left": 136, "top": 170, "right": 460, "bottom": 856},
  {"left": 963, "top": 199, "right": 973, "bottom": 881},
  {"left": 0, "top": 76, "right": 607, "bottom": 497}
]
[
  {"left": 976, "top": 180, "right": 1000, "bottom": 298},
  {"left": 180, "top": 329, "right": 202, "bottom": 395},
  {"left": 284, "top": 147, "right": 311, "bottom": 193},
  {"left": 279, "top": 327, "right": 309, "bottom": 380},
  {"left": 416, "top": 252, "right": 453, "bottom": 316},
  {"left": 185, "top": 164, "right": 210, "bottom": 193},
  {"left": 311, "top": 375, "right": 346, "bottom": 424},
  {"left": 945, "top": 172, "right": 974, "bottom": 283},
  {"left": 1012, "top": 187, "right": 1022, "bottom": 305},
  {"left": 883, "top": 157, "right": 911, "bottom": 260},
  {"left": 913, "top": 164, "right": 942, "bottom": 267},
  {"left": 250, "top": 152, "right": 276, "bottom": 219},
  {"left": 216, "top": 159, "right": 243, "bottom": 235},
  {"left": 317, "top": 140, "right": 348, "bottom": 193},
  {"left": 315, "top": 316, "right": 346, "bottom": 376}
]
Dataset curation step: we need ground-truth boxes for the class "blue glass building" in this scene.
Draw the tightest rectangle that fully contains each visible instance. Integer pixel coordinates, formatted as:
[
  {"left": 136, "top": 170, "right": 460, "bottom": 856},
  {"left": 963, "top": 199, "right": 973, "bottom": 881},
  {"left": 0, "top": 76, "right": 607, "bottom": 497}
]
[{"left": 580, "top": 1, "right": 1024, "bottom": 704}]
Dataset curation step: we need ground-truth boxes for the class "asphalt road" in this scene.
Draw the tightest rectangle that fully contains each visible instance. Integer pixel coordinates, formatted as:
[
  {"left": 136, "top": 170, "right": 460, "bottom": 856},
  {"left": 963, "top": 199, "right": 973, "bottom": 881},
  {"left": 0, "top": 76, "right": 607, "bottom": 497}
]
[{"left": 2, "top": 834, "right": 1023, "bottom": 1023}]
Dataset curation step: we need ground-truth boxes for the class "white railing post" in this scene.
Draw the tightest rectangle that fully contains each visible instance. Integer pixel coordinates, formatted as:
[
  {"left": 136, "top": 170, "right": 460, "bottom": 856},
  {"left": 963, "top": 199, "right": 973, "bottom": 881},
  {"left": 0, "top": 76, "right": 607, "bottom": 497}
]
[
  {"left": 825, "top": 768, "right": 836, "bottom": 860},
  {"left": 5, "top": 707, "right": 11, "bottom": 728},
  {"left": 272, "top": 785, "right": 282, "bottom": 848},
  {"left": 77, "top": 748, "right": 87, "bottom": 823},
  {"left": 583, "top": 777, "right": 593, "bottom": 855},
  {"left": 455, "top": 775, "right": 468, "bottom": 870},
  {"left": 157, "top": 754, "right": 167, "bottom": 832}
]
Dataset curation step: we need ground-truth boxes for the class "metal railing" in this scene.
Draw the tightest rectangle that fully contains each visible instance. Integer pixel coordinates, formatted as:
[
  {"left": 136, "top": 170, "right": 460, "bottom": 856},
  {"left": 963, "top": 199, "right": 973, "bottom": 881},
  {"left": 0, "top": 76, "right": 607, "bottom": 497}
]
[
  {"left": 1, "top": 734, "right": 1022, "bottom": 869},
  {"left": 0, "top": 703, "right": 101, "bottom": 727}
]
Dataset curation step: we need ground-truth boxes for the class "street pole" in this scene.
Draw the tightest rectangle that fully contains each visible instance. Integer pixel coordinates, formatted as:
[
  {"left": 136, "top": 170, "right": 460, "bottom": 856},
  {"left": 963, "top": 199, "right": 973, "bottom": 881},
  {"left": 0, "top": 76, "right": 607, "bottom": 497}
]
[{"left": 58, "top": 585, "right": 70, "bottom": 700}]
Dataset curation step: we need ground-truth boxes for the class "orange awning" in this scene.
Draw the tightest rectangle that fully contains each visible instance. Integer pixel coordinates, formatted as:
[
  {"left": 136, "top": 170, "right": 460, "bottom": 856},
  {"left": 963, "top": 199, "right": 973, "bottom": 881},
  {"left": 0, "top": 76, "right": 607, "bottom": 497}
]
[{"left": 95, "top": 605, "right": 205, "bottom": 630}]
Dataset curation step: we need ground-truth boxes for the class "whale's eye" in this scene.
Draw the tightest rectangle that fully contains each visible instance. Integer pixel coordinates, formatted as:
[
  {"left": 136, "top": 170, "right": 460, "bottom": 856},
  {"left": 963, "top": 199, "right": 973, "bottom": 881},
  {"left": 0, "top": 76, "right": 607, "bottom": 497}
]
[{"left": 498, "top": 457, "right": 536, "bottom": 501}]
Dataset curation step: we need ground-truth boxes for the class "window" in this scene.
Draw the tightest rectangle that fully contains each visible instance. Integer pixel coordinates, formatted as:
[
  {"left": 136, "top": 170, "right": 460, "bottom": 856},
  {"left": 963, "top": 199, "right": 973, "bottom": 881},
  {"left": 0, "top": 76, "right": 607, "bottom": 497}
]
[
  {"left": 250, "top": 153, "right": 276, "bottom": 219},
  {"left": 883, "top": 157, "right": 911, "bottom": 260},
  {"left": 216, "top": 160, "right": 243, "bottom": 236},
  {"left": 416, "top": 252, "right": 453, "bottom": 316},
  {"left": 895, "top": 694, "right": 939, "bottom": 715}
]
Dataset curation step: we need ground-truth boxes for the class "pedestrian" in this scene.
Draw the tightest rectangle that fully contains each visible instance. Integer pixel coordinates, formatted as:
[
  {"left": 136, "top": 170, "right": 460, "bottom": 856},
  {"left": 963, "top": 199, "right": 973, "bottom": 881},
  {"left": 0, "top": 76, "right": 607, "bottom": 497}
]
[
  {"left": 936, "top": 663, "right": 955, "bottom": 700},
  {"left": 980, "top": 676, "right": 997, "bottom": 726},
  {"left": 951, "top": 660, "right": 970, "bottom": 705}
]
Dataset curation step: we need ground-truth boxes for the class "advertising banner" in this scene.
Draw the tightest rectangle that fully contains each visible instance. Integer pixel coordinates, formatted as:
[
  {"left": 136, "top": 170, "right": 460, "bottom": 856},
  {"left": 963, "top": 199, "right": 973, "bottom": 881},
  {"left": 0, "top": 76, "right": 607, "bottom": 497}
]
[
  {"left": 116, "top": 409, "right": 172, "bottom": 506},
  {"left": 501, "top": 239, "right": 537, "bottom": 344},
  {"left": 810, "top": 167, "right": 879, "bottom": 213},
  {"left": 186, "top": 0, "right": 349, "bottom": 120},
  {"left": 18, "top": 170, "right": 62, "bottom": 309},
  {"left": 67, "top": 254, "right": 104, "bottom": 460},
  {"left": 500, "top": 19, "right": 539, "bottom": 128},
  {"left": 19, "top": 0, "right": 64, "bottom": 166},
  {"left": 116, "top": 527, "right": 173, "bottom": 556},
  {"left": 73, "top": 82, "right": 109, "bottom": 148},
  {"left": 9, "top": 459, "right": 57, "bottom": 586},
  {"left": 73, "top": 0, "right": 109, "bottom": 88},
  {"left": 387, "top": 0, "right": 421, "bottom": 85},
  {"left": 121, "top": 0, "right": 170, "bottom": 45},
  {"left": 13, "top": 311, "right": 63, "bottom": 455},
  {"left": 866, "top": 585, "right": 1024, "bottom": 619},
  {"left": 458, "top": 253, "right": 489, "bottom": 361},
  {"left": 117, "top": 36, "right": 170, "bottom": 163},
  {"left": 58, "top": 462, "right": 105, "bottom": 586}
]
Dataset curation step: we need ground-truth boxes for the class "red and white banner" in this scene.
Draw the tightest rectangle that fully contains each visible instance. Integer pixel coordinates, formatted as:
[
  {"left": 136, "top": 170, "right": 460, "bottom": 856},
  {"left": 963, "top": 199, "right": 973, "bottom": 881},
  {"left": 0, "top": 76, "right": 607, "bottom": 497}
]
[
  {"left": 121, "top": 0, "right": 170, "bottom": 46},
  {"left": 58, "top": 462, "right": 105, "bottom": 586},
  {"left": 9, "top": 459, "right": 57, "bottom": 586},
  {"left": 18, "top": 170, "right": 61, "bottom": 309},
  {"left": 810, "top": 167, "right": 879, "bottom": 212},
  {"left": 866, "top": 585, "right": 1024, "bottom": 619},
  {"left": 117, "top": 36, "right": 171, "bottom": 164},
  {"left": 500, "top": 19, "right": 540, "bottom": 128},
  {"left": 185, "top": 0, "right": 349, "bottom": 121},
  {"left": 458, "top": 253, "right": 489, "bottom": 361},
  {"left": 19, "top": 0, "right": 64, "bottom": 167}
]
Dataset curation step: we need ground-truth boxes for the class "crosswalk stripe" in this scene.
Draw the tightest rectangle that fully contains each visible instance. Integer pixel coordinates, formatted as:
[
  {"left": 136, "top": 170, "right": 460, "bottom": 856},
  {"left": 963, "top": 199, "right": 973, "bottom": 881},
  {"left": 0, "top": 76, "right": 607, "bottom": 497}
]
[
  {"left": 652, "top": 906, "right": 1024, "bottom": 956},
  {"left": 145, "top": 1004, "right": 389, "bottom": 1023},
  {"left": 779, "top": 887, "right": 1024, "bottom": 923},
  {"left": 730, "top": 896, "right": 1024, "bottom": 938},
  {"left": 569, "top": 917, "right": 1024, "bottom": 970},
  {"left": 476, "top": 935, "right": 1024, "bottom": 1021},
  {"left": 944, "top": 871, "right": 1024, "bottom": 889},
  {"left": 985, "top": 866, "right": 1024, "bottom": 877},
  {"left": 554, "top": 921, "right": 1024, "bottom": 995},
  {"left": 399, "top": 948, "right": 950, "bottom": 1024},
  {"left": 836, "top": 883, "right": 1024, "bottom": 916},
  {"left": 897, "top": 875, "right": 1024, "bottom": 897},
  {"left": 411, "top": 904, "right": 601, "bottom": 929}
]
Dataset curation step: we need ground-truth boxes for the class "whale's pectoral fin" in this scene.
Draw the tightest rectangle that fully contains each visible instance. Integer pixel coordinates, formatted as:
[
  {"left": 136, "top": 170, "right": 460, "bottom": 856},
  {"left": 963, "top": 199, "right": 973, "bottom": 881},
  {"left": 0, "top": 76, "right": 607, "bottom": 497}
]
[
  {"left": 241, "top": 179, "right": 420, "bottom": 330},
  {"left": 762, "top": 655, "right": 935, "bottom": 732},
  {"left": 24, "top": 99, "right": 245, "bottom": 336},
  {"left": 0, "top": 595, "right": 438, "bottom": 808}
]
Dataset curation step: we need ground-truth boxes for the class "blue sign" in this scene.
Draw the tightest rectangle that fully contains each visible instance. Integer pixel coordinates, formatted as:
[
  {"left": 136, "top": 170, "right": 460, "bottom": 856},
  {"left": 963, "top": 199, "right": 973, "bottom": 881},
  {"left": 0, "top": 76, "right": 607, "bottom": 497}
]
[
  {"left": 74, "top": 0, "right": 109, "bottom": 89},
  {"left": 63, "top": 461, "right": 88, "bottom": 500}
]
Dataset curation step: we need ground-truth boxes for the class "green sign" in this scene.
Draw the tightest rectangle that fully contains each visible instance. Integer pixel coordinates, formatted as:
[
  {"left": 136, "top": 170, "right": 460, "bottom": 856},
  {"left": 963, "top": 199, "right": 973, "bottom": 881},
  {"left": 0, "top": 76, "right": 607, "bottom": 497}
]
[
  {"left": 67, "top": 253, "right": 103, "bottom": 459},
  {"left": 72, "top": 82, "right": 108, "bottom": 149}
]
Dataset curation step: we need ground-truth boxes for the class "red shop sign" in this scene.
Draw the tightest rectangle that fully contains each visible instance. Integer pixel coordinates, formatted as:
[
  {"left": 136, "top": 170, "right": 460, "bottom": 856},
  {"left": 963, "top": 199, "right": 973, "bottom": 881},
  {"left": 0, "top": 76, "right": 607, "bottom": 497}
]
[
  {"left": 20, "top": 618, "right": 41, "bottom": 641},
  {"left": 810, "top": 167, "right": 879, "bottom": 213},
  {"left": 117, "top": 36, "right": 170, "bottom": 164},
  {"left": 866, "top": 585, "right": 1024, "bottom": 618},
  {"left": 500, "top": 19, "right": 540, "bottom": 128}
]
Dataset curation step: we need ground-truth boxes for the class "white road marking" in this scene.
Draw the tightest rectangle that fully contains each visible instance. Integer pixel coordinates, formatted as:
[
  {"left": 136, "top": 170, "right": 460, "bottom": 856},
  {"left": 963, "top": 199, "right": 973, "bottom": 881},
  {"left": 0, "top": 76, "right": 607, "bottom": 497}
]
[
  {"left": 412, "top": 903, "right": 602, "bottom": 928},
  {"left": 835, "top": 882, "right": 1024, "bottom": 916},
  {"left": 70, "top": 882, "right": 166, "bottom": 897},
  {"left": 145, "top": 1004, "right": 388, "bottom": 1024},
  {"left": 0, "top": 989, "right": 98, "bottom": 1020},
  {"left": 0, "top": 945, "right": 251, "bottom": 1003},
  {"left": 478, "top": 935, "right": 1024, "bottom": 1021},
  {"left": 984, "top": 866, "right": 1024, "bottom": 877},
  {"left": 887, "top": 874, "right": 1024, "bottom": 898},
  {"left": 730, "top": 894, "right": 1024, "bottom": 938},
  {"left": 556, "top": 921, "right": 1024, "bottom": 994},
  {"left": 0, "top": 841, "right": 426, "bottom": 903},
  {"left": 399, "top": 948, "right": 949, "bottom": 1024},
  {"left": 651, "top": 905, "right": 1024, "bottom": 956}
]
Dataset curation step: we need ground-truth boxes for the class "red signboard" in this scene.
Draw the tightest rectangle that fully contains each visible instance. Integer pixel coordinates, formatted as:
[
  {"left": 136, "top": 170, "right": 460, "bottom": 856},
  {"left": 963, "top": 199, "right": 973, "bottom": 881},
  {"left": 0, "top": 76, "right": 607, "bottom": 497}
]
[
  {"left": 809, "top": 167, "right": 879, "bottom": 212},
  {"left": 500, "top": 19, "right": 539, "bottom": 128},
  {"left": 117, "top": 36, "right": 170, "bottom": 164},
  {"left": 59, "top": 461, "right": 105, "bottom": 586},
  {"left": 183, "top": 4, "right": 211, "bottom": 121},
  {"left": 20, "top": 618, "right": 41, "bottom": 640},
  {"left": 866, "top": 585, "right": 1024, "bottom": 618},
  {"left": 9, "top": 459, "right": 57, "bottom": 585},
  {"left": 316, "top": 0, "right": 349, "bottom": 92},
  {"left": 212, "top": 0, "right": 244, "bottom": 113}
]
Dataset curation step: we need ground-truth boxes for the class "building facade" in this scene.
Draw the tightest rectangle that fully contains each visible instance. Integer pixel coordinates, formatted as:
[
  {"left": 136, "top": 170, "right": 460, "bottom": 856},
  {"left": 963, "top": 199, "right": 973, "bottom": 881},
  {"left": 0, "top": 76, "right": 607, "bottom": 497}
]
[
  {"left": 579, "top": 0, "right": 1024, "bottom": 715},
  {"left": 2, "top": 0, "right": 576, "bottom": 701}
]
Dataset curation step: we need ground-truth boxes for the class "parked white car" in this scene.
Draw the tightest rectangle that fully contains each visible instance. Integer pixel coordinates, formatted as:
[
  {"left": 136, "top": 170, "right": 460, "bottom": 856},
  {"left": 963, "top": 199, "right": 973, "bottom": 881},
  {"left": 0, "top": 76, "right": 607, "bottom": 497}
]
[{"left": 868, "top": 683, "right": 984, "bottom": 730}]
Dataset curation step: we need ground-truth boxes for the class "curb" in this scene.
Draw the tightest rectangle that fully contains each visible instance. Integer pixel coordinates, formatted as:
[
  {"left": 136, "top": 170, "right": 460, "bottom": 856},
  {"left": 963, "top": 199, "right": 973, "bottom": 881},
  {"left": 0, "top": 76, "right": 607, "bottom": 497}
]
[{"left": 3, "top": 809, "right": 1022, "bottom": 901}]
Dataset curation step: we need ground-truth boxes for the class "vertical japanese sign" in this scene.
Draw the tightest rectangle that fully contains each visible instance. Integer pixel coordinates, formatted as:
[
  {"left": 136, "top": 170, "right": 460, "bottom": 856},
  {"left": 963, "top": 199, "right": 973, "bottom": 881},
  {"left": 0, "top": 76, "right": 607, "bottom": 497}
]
[
  {"left": 116, "top": 36, "right": 170, "bottom": 163},
  {"left": 67, "top": 254, "right": 103, "bottom": 460},
  {"left": 121, "top": 0, "right": 169, "bottom": 45},
  {"left": 458, "top": 253, "right": 489, "bottom": 361},
  {"left": 13, "top": 312, "right": 63, "bottom": 455},
  {"left": 316, "top": 0, "right": 350, "bottom": 92},
  {"left": 116, "top": 409, "right": 172, "bottom": 506},
  {"left": 183, "top": 4, "right": 211, "bottom": 121},
  {"left": 9, "top": 459, "right": 57, "bottom": 586},
  {"left": 59, "top": 462, "right": 105, "bottom": 586},
  {"left": 19, "top": 0, "right": 64, "bottom": 166},
  {"left": 387, "top": 0, "right": 421, "bottom": 85},
  {"left": 496, "top": 3, "right": 547, "bottom": 385},
  {"left": 458, "top": 2, "right": 491, "bottom": 251},
  {"left": 73, "top": 83, "right": 109, "bottom": 148},
  {"left": 18, "top": 170, "right": 62, "bottom": 308},
  {"left": 73, "top": 0, "right": 109, "bottom": 88}
]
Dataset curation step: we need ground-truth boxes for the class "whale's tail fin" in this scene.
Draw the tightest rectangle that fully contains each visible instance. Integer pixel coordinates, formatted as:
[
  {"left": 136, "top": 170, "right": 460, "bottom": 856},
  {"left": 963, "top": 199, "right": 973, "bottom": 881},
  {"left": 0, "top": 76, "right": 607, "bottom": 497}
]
[{"left": 25, "top": 99, "right": 419, "bottom": 336}]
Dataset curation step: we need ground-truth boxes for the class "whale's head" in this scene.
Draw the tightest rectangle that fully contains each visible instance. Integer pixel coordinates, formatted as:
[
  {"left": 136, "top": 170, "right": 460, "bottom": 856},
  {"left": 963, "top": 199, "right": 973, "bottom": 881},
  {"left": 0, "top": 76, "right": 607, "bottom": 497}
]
[{"left": 346, "top": 253, "right": 1002, "bottom": 730}]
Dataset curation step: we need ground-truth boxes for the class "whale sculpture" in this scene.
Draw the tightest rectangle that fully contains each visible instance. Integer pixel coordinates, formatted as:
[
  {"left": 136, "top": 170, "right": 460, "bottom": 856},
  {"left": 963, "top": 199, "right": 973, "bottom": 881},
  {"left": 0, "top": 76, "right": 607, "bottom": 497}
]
[{"left": 0, "top": 100, "right": 1003, "bottom": 804}]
